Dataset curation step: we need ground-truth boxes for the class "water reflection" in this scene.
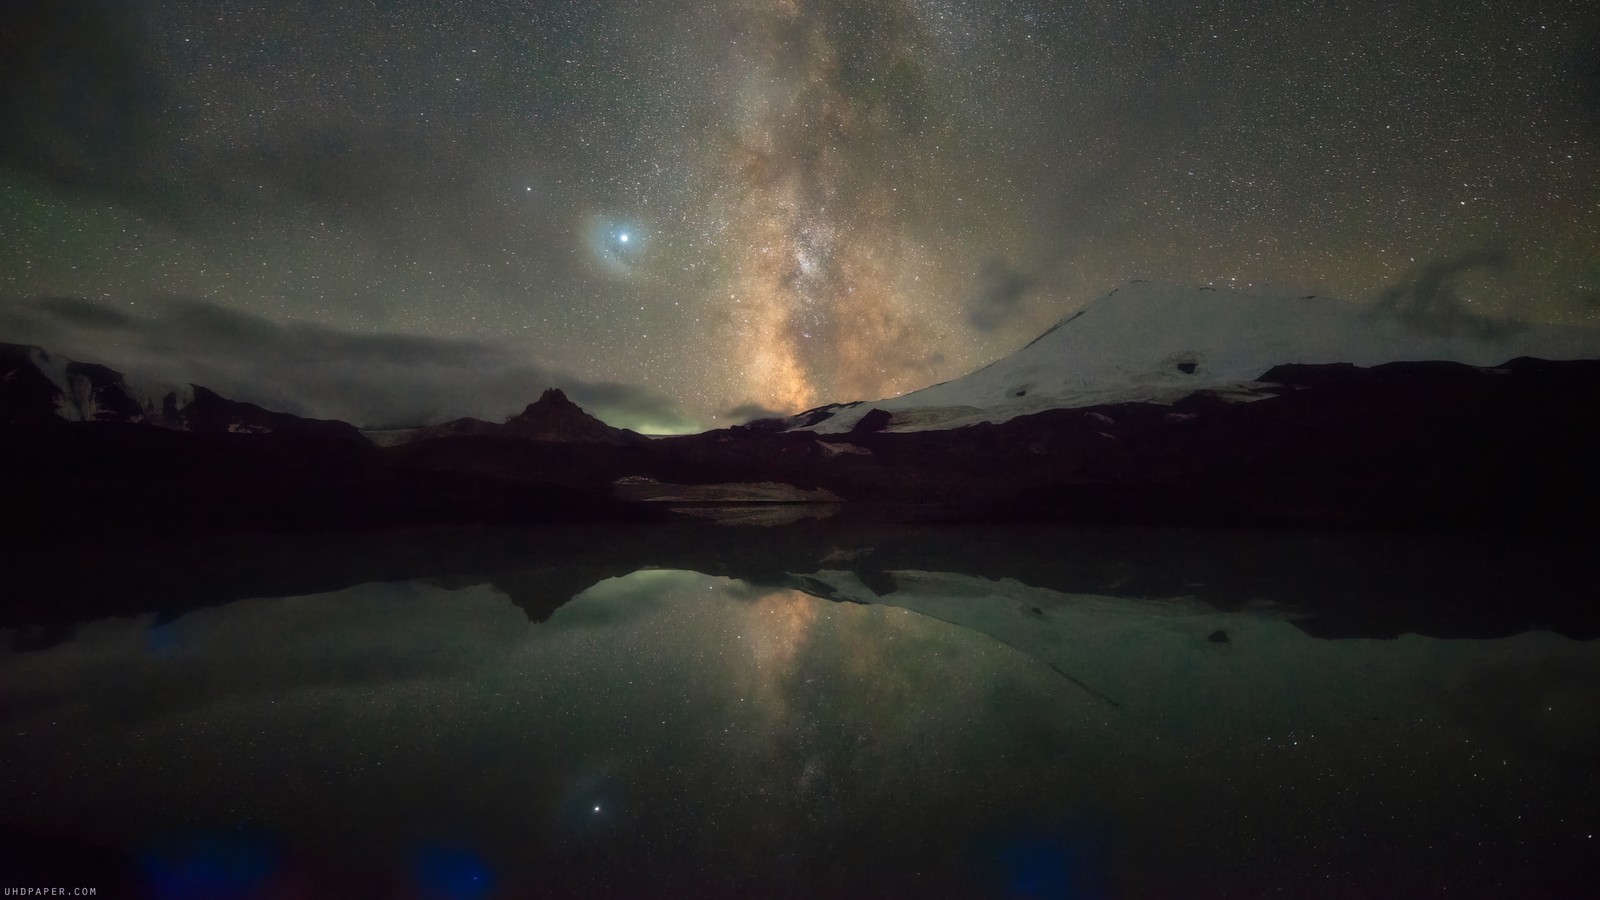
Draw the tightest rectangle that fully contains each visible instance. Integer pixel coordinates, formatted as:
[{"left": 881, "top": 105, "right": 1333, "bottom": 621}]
[{"left": 2, "top": 551, "right": 1598, "bottom": 896}]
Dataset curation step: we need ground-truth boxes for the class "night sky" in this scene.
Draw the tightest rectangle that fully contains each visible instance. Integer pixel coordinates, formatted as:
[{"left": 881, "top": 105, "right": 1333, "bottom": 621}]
[{"left": 2, "top": 0, "right": 1598, "bottom": 431}]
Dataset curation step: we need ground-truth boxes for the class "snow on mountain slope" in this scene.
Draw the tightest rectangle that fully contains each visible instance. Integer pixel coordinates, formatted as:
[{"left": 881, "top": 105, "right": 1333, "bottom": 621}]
[
  {"left": 2, "top": 343, "right": 367, "bottom": 440},
  {"left": 14, "top": 344, "right": 194, "bottom": 424},
  {"left": 790, "top": 281, "right": 1600, "bottom": 433}
]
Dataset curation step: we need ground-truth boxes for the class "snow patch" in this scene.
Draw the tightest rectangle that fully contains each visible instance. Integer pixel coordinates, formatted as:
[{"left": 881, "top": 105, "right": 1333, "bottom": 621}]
[{"left": 27, "top": 346, "right": 192, "bottom": 424}]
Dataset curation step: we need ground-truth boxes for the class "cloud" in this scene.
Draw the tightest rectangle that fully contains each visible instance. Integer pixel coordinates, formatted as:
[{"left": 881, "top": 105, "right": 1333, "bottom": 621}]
[
  {"left": 569, "top": 380, "right": 703, "bottom": 435},
  {"left": 0, "top": 0, "right": 166, "bottom": 200},
  {"left": 966, "top": 257, "right": 1033, "bottom": 333},
  {"left": 1373, "top": 247, "right": 1528, "bottom": 340},
  {"left": 0, "top": 294, "right": 697, "bottom": 433},
  {"left": 0, "top": 0, "right": 562, "bottom": 274},
  {"left": 722, "top": 403, "right": 787, "bottom": 425}
]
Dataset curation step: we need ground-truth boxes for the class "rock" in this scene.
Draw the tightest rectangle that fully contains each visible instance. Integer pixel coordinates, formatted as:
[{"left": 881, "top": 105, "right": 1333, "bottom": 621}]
[
  {"left": 504, "top": 388, "right": 618, "bottom": 441},
  {"left": 850, "top": 408, "right": 894, "bottom": 435}
]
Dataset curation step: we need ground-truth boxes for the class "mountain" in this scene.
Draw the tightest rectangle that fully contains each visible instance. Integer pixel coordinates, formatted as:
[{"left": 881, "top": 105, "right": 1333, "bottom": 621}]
[
  {"left": 503, "top": 388, "right": 643, "bottom": 443},
  {"left": 0, "top": 347, "right": 660, "bottom": 537},
  {"left": 0, "top": 343, "right": 364, "bottom": 441},
  {"left": 779, "top": 281, "right": 1600, "bottom": 433},
  {"left": 6, "top": 285, "right": 1600, "bottom": 536},
  {"left": 2, "top": 343, "right": 191, "bottom": 427},
  {"left": 366, "top": 388, "right": 645, "bottom": 446}
]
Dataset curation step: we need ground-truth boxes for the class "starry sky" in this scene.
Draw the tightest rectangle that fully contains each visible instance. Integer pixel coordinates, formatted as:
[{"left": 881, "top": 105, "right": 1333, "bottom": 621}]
[{"left": 2, "top": 0, "right": 1598, "bottom": 430}]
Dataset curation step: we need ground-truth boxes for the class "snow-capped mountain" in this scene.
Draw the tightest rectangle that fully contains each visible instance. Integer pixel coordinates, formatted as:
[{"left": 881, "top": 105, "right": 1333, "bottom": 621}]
[
  {"left": 1, "top": 343, "right": 195, "bottom": 427},
  {"left": 783, "top": 281, "right": 1600, "bottom": 433},
  {"left": 7, "top": 286, "right": 1600, "bottom": 536},
  {"left": 0, "top": 342, "right": 363, "bottom": 440}
]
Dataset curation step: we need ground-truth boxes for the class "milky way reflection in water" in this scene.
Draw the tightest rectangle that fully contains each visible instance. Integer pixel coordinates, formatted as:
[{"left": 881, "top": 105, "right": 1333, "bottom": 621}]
[{"left": 2, "top": 546, "right": 1598, "bottom": 897}]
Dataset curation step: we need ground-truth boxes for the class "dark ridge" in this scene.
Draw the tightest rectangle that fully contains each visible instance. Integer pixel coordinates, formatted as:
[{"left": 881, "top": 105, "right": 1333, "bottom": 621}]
[
  {"left": 183, "top": 385, "right": 367, "bottom": 442},
  {"left": 850, "top": 408, "right": 893, "bottom": 435},
  {"left": 0, "top": 343, "right": 63, "bottom": 425},
  {"left": 1019, "top": 307, "right": 1088, "bottom": 351},
  {"left": 5, "top": 353, "right": 1599, "bottom": 541},
  {"left": 414, "top": 417, "right": 501, "bottom": 440}
]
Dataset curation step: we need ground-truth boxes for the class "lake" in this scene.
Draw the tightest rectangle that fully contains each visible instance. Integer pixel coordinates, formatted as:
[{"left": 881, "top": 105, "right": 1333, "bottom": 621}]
[{"left": 2, "top": 522, "right": 1597, "bottom": 897}]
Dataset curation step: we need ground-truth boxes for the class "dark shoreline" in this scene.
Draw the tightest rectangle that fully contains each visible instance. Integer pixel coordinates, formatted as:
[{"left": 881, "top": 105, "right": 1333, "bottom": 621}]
[{"left": 5, "top": 517, "right": 1596, "bottom": 642}]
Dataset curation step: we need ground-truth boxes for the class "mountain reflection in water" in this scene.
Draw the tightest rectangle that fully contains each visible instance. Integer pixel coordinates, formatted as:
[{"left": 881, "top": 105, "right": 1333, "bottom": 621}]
[{"left": 2, "top": 524, "right": 1598, "bottom": 897}]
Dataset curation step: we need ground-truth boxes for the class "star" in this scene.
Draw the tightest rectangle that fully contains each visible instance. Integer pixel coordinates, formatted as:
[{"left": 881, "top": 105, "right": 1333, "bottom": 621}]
[{"left": 0, "top": 0, "right": 1593, "bottom": 431}]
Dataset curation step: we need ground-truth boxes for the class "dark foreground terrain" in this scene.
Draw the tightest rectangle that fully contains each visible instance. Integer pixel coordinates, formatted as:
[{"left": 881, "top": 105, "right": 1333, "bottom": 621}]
[
  {"left": 6, "top": 348, "right": 1600, "bottom": 898},
  {"left": 4, "top": 355, "right": 1600, "bottom": 537}
]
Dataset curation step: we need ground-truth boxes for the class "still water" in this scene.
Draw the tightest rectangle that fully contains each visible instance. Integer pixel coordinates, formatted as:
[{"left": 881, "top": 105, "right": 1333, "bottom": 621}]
[{"left": 2, "top": 525, "right": 1597, "bottom": 898}]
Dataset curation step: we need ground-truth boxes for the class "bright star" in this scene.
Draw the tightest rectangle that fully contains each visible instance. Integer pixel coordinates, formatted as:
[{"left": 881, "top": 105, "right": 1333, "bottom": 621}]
[
  {"left": 584, "top": 216, "right": 644, "bottom": 276},
  {"left": 593, "top": 805, "right": 601, "bottom": 813}
]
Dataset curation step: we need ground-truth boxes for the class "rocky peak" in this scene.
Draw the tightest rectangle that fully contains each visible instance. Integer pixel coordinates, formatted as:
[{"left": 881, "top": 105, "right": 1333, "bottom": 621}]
[
  {"left": 523, "top": 387, "right": 579, "bottom": 415},
  {"left": 505, "top": 387, "right": 633, "bottom": 444}
]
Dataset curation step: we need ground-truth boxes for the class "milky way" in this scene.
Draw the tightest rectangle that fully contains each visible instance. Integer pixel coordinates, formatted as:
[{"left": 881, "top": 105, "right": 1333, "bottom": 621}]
[
  {"left": 2, "top": 0, "right": 1597, "bottom": 428},
  {"left": 705, "top": 0, "right": 947, "bottom": 412}
]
